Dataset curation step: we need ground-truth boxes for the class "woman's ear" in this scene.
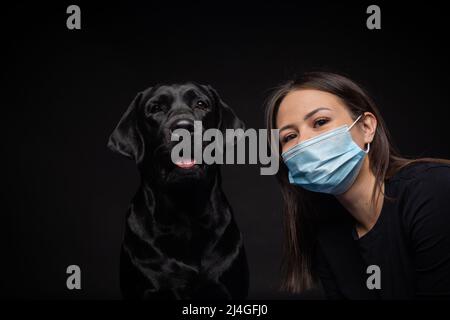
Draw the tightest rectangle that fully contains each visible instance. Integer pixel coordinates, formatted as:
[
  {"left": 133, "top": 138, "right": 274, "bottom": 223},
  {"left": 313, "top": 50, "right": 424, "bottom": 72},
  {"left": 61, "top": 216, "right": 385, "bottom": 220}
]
[
  {"left": 107, "top": 91, "right": 146, "bottom": 164},
  {"left": 361, "top": 111, "right": 377, "bottom": 144}
]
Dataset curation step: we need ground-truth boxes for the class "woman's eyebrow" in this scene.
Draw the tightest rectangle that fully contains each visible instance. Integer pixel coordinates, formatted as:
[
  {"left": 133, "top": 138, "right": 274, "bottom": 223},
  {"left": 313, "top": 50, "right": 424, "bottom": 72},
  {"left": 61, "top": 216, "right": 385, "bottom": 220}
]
[
  {"left": 279, "top": 124, "right": 297, "bottom": 133},
  {"left": 303, "top": 107, "right": 331, "bottom": 120},
  {"left": 279, "top": 107, "right": 332, "bottom": 132}
]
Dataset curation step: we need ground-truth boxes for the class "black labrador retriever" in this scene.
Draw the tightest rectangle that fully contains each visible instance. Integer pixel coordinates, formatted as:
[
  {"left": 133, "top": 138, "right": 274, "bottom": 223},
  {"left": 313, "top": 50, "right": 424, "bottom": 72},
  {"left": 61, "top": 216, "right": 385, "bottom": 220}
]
[{"left": 107, "top": 82, "right": 249, "bottom": 299}]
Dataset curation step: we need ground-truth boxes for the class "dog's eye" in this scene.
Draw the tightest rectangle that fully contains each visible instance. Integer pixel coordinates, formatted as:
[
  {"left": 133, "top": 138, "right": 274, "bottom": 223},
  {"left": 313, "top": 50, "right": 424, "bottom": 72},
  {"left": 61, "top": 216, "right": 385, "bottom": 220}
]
[
  {"left": 195, "top": 100, "right": 208, "bottom": 109},
  {"left": 151, "top": 103, "right": 164, "bottom": 113}
]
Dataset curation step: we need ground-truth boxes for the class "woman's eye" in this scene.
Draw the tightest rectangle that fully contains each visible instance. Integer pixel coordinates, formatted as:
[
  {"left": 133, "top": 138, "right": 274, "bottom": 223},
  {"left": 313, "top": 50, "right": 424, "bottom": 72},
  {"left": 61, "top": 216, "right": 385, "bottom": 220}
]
[
  {"left": 196, "top": 100, "right": 208, "bottom": 109},
  {"left": 282, "top": 133, "right": 297, "bottom": 143},
  {"left": 314, "top": 118, "right": 329, "bottom": 127}
]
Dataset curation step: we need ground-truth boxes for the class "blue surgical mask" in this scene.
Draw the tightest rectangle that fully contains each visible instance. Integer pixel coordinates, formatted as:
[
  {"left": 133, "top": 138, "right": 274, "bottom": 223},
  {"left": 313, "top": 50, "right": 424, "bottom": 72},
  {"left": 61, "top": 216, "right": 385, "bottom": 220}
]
[{"left": 281, "top": 114, "right": 370, "bottom": 195}]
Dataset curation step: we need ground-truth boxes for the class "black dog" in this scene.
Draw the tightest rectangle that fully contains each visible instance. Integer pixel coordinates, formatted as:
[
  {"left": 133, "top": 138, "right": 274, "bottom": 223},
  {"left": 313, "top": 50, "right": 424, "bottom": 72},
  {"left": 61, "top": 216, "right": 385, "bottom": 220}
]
[{"left": 107, "top": 82, "right": 249, "bottom": 299}]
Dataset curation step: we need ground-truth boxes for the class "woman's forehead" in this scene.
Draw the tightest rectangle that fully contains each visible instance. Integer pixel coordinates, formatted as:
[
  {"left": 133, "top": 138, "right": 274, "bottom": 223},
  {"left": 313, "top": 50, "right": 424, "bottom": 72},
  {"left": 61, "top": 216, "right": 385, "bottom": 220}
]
[{"left": 276, "top": 89, "right": 346, "bottom": 127}]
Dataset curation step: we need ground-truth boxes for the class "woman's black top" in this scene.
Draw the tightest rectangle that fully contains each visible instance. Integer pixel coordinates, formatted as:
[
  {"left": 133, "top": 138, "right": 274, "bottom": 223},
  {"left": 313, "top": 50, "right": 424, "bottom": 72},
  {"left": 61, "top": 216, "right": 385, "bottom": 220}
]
[{"left": 313, "top": 161, "right": 450, "bottom": 299}]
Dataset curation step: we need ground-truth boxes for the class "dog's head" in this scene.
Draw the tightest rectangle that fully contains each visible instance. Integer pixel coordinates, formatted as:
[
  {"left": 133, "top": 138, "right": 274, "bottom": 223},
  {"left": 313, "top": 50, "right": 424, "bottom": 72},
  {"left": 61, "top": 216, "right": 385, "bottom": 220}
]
[{"left": 108, "top": 82, "right": 244, "bottom": 186}]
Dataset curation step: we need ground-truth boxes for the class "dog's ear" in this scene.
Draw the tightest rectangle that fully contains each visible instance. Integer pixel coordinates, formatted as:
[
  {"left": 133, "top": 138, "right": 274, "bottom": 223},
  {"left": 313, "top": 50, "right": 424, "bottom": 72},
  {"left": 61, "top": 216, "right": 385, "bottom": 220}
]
[
  {"left": 107, "top": 92, "right": 145, "bottom": 163},
  {"left": 204, "top": 85, "right": 245, "bottom": 133}
]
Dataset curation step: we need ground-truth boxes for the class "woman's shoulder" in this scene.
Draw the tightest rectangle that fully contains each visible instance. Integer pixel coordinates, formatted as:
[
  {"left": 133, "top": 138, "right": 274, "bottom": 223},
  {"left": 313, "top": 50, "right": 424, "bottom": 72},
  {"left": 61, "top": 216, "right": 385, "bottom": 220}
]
[
  {"left": 389, "top": 161, "right": 450, "bottom": 284},
  {"left": 389, "top": 160, "right": 450, "bottom": 185},
  {"left": 389, "top": 161, "right": 450, "bottom": 234}
]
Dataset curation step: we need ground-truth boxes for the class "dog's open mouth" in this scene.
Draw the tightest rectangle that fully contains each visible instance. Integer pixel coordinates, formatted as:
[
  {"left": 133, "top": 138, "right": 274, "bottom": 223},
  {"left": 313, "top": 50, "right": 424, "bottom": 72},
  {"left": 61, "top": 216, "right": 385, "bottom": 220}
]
[{"left": 174, "top": 158, "right": 197, "bottom": 169}]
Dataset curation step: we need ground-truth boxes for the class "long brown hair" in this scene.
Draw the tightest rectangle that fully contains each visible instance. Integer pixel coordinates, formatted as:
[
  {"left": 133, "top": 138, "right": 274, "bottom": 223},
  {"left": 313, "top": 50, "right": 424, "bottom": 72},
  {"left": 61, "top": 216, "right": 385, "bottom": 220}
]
[{"left": 265, "top": 71, "right": 450, "bottom": 293}]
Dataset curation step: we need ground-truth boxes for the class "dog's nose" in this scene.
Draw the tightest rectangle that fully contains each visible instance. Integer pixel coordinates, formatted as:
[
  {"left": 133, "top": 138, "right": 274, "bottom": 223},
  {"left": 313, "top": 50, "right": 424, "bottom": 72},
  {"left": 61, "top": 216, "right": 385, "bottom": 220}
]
[{"left": 170, "top": 119, "right": 195, "bottom": 133}]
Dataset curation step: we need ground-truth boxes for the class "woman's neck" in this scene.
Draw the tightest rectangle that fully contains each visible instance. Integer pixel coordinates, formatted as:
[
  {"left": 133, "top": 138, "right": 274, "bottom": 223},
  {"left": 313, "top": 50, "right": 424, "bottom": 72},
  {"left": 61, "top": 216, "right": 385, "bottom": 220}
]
[{"left": 335, "top": 158, "right": 385, "bottom": 238}]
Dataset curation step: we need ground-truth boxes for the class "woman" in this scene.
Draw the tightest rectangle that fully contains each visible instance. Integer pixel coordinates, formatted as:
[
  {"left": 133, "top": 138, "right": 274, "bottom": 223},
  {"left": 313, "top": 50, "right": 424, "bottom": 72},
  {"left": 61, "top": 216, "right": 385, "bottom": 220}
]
[{"left": 265, "top": 71, "right": 450, "bottom": 299}]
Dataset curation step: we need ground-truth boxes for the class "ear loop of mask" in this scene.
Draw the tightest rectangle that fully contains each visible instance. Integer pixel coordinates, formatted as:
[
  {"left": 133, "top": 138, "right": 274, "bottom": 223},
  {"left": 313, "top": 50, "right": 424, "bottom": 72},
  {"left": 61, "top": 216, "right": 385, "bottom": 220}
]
[
  {"left": 348, "top": 113, "right": 371, "bottom": 154},
  {"left": 348, "top": 114, "right": 363, "bottom": 131}
]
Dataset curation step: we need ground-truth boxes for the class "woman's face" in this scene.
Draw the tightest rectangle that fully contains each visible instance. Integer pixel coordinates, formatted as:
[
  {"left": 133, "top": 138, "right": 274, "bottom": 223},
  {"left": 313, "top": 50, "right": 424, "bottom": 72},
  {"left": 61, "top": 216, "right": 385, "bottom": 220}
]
[{"left": 276, "top": 89, "right": 369, "bottom": 154}]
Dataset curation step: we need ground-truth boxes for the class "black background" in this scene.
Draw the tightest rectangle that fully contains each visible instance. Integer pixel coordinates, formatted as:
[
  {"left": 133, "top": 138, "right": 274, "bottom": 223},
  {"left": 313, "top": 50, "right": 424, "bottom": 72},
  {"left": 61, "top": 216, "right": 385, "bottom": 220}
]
[{"left": 2, "top": 1, "right": 450, "bottom": 299}]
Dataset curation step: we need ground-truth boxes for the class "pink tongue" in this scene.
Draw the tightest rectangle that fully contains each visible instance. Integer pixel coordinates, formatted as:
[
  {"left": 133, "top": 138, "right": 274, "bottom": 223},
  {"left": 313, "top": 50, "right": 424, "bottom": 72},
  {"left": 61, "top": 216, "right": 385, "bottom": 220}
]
[{"left": 175, "top": 159, "right": 196, "bottom": 169}]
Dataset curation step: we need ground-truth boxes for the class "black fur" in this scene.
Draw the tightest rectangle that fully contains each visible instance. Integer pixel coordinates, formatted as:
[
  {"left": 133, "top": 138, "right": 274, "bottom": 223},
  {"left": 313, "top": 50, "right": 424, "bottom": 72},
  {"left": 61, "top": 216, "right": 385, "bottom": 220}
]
[{"left": 108, "top": 83, "right": 249, "bottom": 299}]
